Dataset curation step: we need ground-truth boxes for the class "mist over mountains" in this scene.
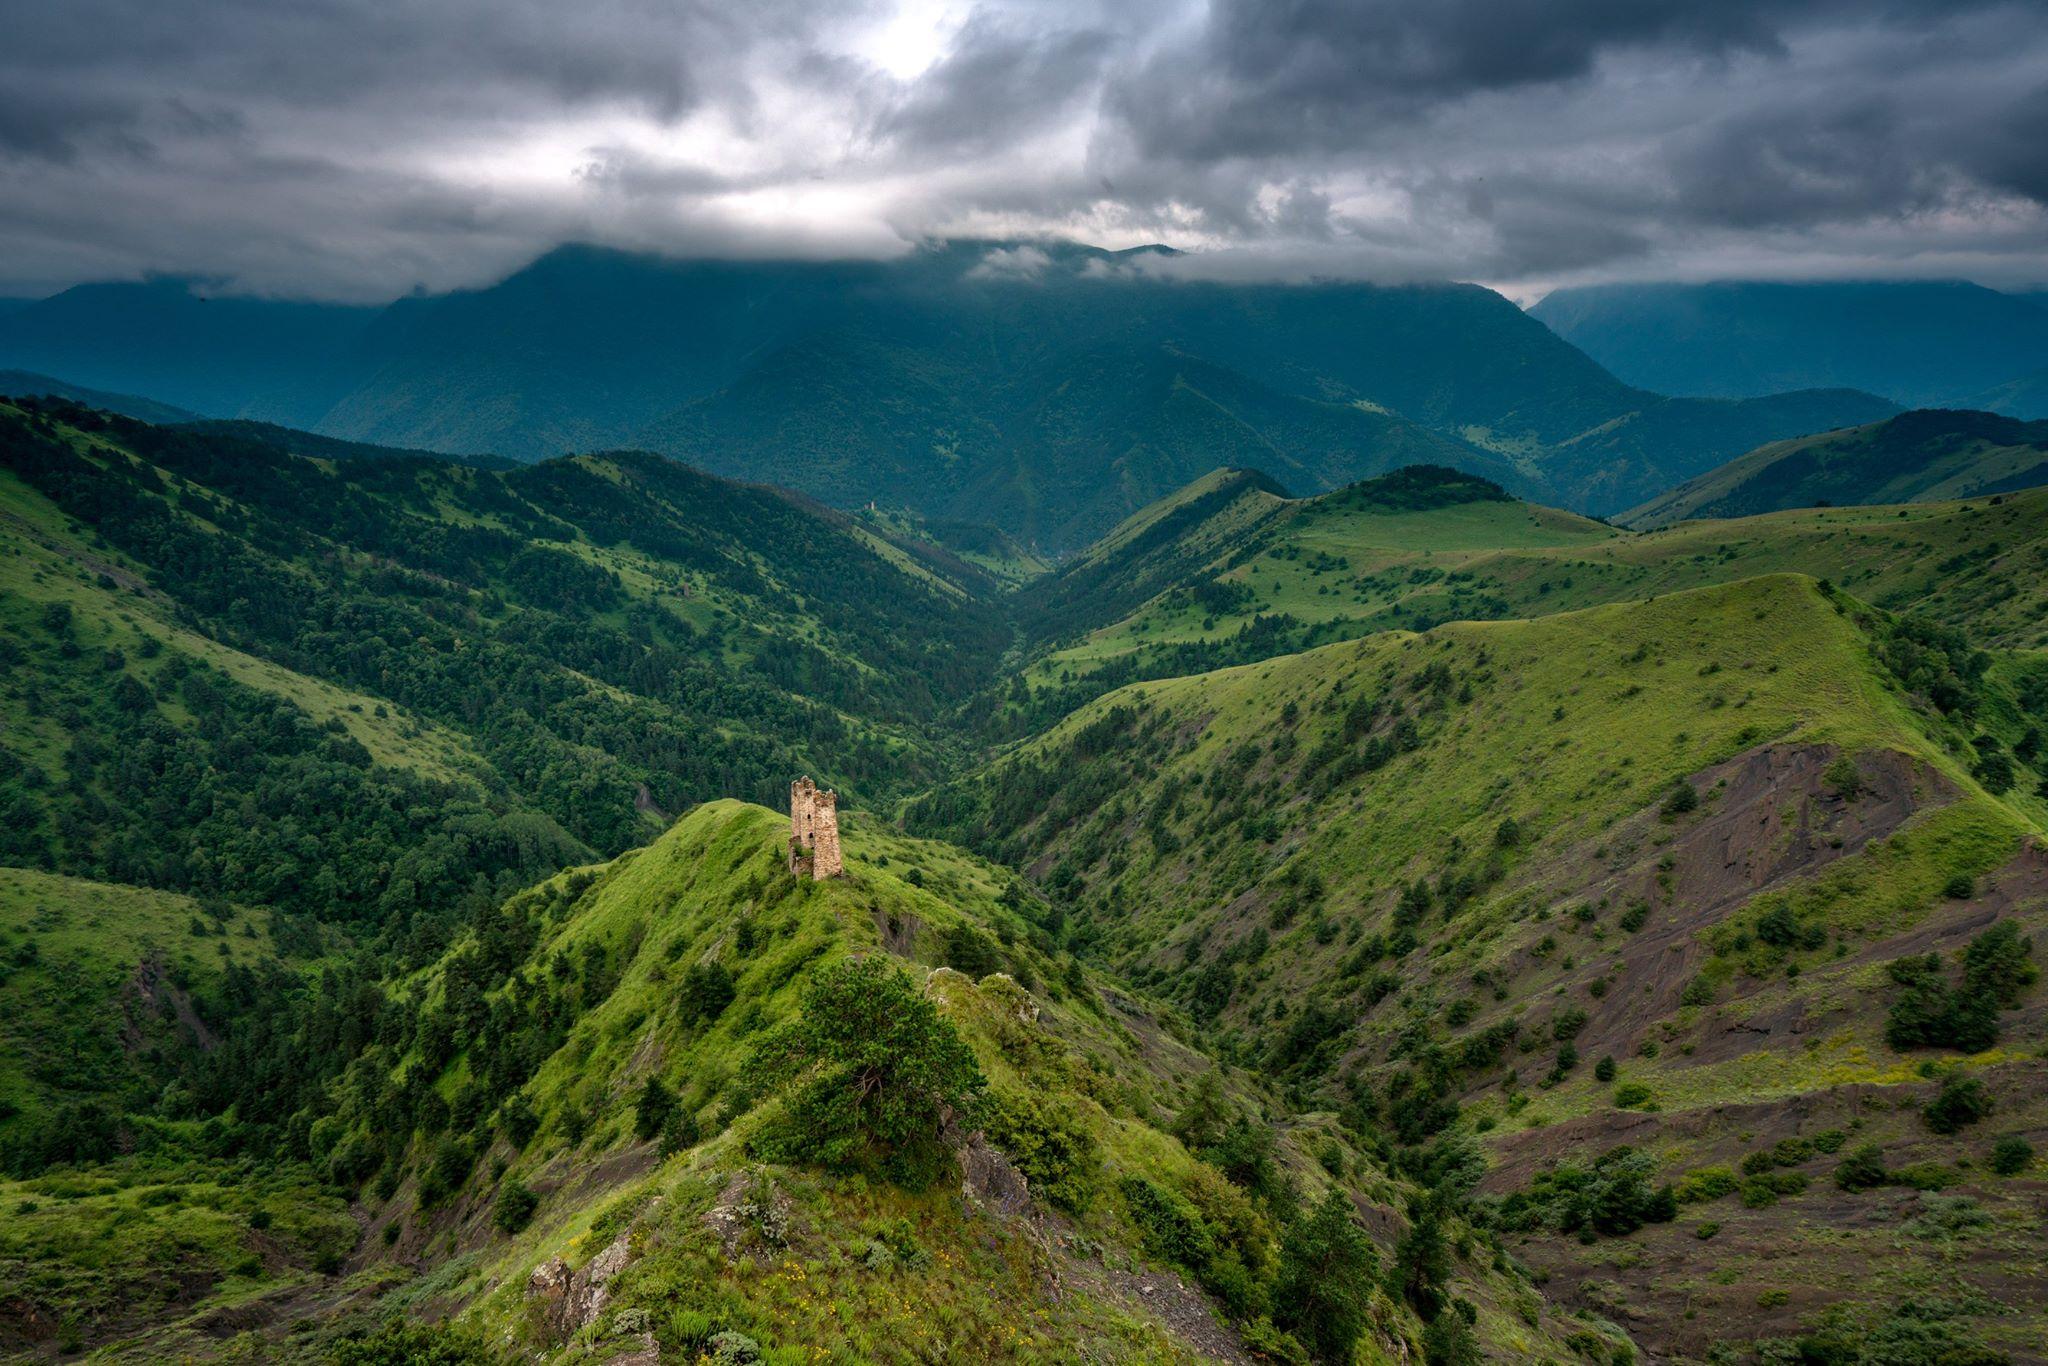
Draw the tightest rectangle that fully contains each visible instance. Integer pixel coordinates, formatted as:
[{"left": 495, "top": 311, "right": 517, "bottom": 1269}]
[{"left": 0, "top": 240, "right": 1913, "bottom": 549}]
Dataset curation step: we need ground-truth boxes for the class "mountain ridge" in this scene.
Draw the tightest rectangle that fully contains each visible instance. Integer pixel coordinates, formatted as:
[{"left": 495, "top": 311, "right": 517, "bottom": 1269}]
[
  {"left": 1620, "top": 408, "right": 2048, "bottom": 527},
  {"left": 1, "top": 243, "right": 1896, "bottom": 549}
]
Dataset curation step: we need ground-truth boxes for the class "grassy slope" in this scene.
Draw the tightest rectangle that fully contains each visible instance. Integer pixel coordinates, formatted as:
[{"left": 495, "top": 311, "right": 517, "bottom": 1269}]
[
  {"left": 0, "top": 401, "right": 1016, "bottom": 925},
  {"left": 1619, "top": 409, "right": 2048, "bottom": 529},
  {"left": 1029, "top": 479, "right": 2048, "bottom": 706},
  {"left": 224, "top": 801, "right": 1598, "bottom": 1366},
  {"left": 0, "top": 869, "right": 291, "bottom": 1138},
  {"left": 913, "top": 576, "right": 2048, "bottom": 1357},
  {"left": 0, "top": 869, "right": 363, "bottom": 1355},
  {"left": 0, "top": 464, "right": 483, "bottom": 783}
]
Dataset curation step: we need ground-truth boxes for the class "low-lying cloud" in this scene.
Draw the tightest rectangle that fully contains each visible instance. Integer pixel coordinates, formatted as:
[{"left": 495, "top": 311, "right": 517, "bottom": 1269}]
[{"left": 1, "top": 0, "right": 2043, "bottom": 300}]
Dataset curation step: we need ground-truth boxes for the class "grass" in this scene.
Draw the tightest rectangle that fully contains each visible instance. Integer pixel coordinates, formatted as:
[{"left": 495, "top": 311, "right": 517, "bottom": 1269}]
[
  {"left": 0, "top": 466, "right": 484, "bottom": 782},
  {"left": 980, "top": 576, "right": 1980, "bottom": 985},
  {"left": 0, "top": 867, "right": 298, "bottom": 1140},
  {"left": 1031, "top": 483, "right": 2048, "bottom": 695},
  {"left": 0, "top": 1155, "right": 354, "bottom": 1349},
  {"left": 346, "top": 800, "right": 1587, "bottom": 1363}
]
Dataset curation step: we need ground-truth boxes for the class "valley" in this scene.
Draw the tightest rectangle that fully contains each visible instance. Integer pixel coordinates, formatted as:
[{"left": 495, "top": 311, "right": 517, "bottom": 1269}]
[{"left": 0, "top": 397, "right": 2043, "bottom": 1365}]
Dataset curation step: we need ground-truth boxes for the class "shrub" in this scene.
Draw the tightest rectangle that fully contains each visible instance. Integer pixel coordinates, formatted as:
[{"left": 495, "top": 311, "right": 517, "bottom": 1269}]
[
  {"left": 1594, "top": 1056, "right": 1617, "bottom": 1083},
  {"left": 1612, "top": 1082, "right": 1653, "bottom": 1109},
  {"left": 330, "top": 1322, "right": 500, "bottom": 1364},
  {"left": 1923, "top": 1075, "right": 1992, "bottom": 1134},
  {"left": 1674, "top": 1166, "right": 1739, "bottom": 1203},
  {"left": 1389, "top": 1199, "right": 1453, "bottom": 1319},
  {"left": 1822, "top": 755, "right": 1863, "bottom": 800},
  {"left": 1962, "top": 921, "right": 2037, "bottom": 1007},
  {"left": 416, "top": 1136, "right": 474, "bottom": 1209},
  {"left": 1943, "top": 873, "right": 1975, "bottom": 900},
  {"left": 677, "top": 962, "right": 736, "bottom": 1026},
  {"left": 708, "top": 1330, "right": 762, "bottom": 1365},
  {"left": 1740, "top": 1172, "right": 1807, "bottom": 1208},
  {"left": 1661, "top": 782, "right": 1699, "bottom": 817},
  {"left": 985, "top": 1086, "right": 1099, "bottom": 1214},
  {"left": 1989, "top": 1136, "right": 2033, "bottom": 1176},
  {"left": 1889, "top": 1161, "right": 1961, "bottom": 1191},
  {"left": 1694, "top": 1221, "right": 1720, "bottom": 1240},
  {"left": 1275, "top": 1191, "right": 1377, "bottom": 1363},
  {"left": 1201, "top": 1116, "right": 1279, "bottom": 1197},
  {"left": 1121, "top": 1175, "right": 1213, "bottom": 1268},
  {"left": 943, "top": 924, "right": 1003, "bottom": 978},
  {"left": 1420, "top": 1307, "right": 1483, "bottom": 1366},
  {"left": 1906, "top": 1194, "right": 1992, "bottom": 1239},
  {"left": 743, "top": 956, "right": 985, "bottom": 1188},
  {"left": 658, "top": 1107, "right": 701, "bottom": 1157},
  {"left": 492, "top": 1178, "right": 538, "bottom": 1234},
  {"left": 1679, "top": 975, "right": 1715, "bottom": 1008},
  {"left": 499, "top": 1093, "right": 540, "bottom": 1148},
  {"left": 1497, "top": 1147, "right": 1676, "bottom": 1238},
  {"left": 1885, "top": 921, "right": 2033, "bottom": 1054},
  {"left": 634, "top": 1077, "right": 676, "bottom": 1141},
  {"left": 1618, "top": 900, "right": 1649, "bottom": 933},
  {"left": 1834, "top": 1145, "right": 1887, "bottom": 1191}
]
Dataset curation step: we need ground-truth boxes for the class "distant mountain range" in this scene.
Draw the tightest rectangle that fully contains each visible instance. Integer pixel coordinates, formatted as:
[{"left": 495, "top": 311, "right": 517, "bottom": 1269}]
[
  {"left": 0, "top": 242, "right": 1900, "bottom": 548},
  {"left": 1620, "top": 408, "right": 2048, "bottom": 528},
  {"left": 0, "top": 368, "right": 199, "bottom": 424},
  {"left": 1532, "top": 280, "right": 2048, "bottom": 416}
]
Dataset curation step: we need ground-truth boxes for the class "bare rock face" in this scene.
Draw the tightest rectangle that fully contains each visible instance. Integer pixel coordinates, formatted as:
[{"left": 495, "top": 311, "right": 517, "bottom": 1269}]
[
  {"left": 957, "top": 1133, "right": 1033, "bottom": 1219},
  {"left": 526, "top": 1255, "right": 572, "bottom": 1304},
  {"left": 523, "top": 1231, "right": 635, "bottom": 1342}
]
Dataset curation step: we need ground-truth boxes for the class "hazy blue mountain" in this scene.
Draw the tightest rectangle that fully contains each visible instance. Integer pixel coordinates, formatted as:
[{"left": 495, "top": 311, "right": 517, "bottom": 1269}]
[
  {"left": 1962, "top": 364, "right": 2048, "bottom": 421},
  {"left": 1531, "top": 280, "right": 2048, "bottom": 407},
  {"left": 647, "top": 332, "right": 1517, "bottom": 550},
  {"left": 1620, "top": 408, "right": 2048, "bottom": 527},
  {"left": 1548, "top": 386, "right": 1899, "bottom": 514},
  {"left": 170, "top": 418, "right": 520, "bottom": 469},
  {"left": 0, "top": 369, "right": 199, "bottom": 424},
  {"left": 0, "top": 243, "right": 1900, "bottom": 544},
  {"left": 0, "top": 278, "right": 374, "bottom": 421}
]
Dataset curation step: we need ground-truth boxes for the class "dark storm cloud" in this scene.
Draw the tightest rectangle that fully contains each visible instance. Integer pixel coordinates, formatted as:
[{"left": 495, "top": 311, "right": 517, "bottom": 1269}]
[
  {"left": 875, "top": 14, "right": 1114, "bottom": 154},
  {"left": 1106, "top": 0, "right": 1791, "bottom": 161},
  {"left": 0, "top": 0, "right": 2044, "bottom": 298}
]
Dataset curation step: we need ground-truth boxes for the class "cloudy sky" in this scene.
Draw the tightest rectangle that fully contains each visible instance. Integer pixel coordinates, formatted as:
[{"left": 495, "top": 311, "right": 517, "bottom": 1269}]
[{"left": 3, "top": 0, "right": 2046, "bottom": 301}]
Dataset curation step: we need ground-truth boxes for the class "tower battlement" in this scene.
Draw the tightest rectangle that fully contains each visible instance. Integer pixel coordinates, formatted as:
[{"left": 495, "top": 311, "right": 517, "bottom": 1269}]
[{"left": 788, "top": 776, "right": 843, "bottom": 880}]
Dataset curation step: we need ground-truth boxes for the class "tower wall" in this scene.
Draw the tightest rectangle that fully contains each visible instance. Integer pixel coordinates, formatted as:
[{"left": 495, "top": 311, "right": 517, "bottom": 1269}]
[
  {"left": 788, "top": 775, "right": 843, "bottom": 880},
  {"left": 811, "top": 789, "right": 843, "bottom": 879}
]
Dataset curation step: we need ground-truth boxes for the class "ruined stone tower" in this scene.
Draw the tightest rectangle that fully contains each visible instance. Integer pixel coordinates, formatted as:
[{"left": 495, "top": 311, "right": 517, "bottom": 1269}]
[{"left": 788, "top": 776, "right": 843, "bottom": 880}]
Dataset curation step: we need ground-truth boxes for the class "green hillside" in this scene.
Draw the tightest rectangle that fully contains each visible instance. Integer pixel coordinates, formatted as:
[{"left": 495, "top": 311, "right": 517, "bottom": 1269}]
[
  {"left": 0, "top": 398, "right": 1008, "bottom": 938},
  {"left": 912, "top": 576, "right": 2048, "bottom": 1361},
  {"left": 19, "top": 800, "right": 1609, "bottom": 1363},
  {"left": 4, "top": 398, "right": 2046, "bottom": 1364},
  {"left": 1019, "top": 470, "right": 2048, "bottom": 725},
  {"left": 1620, "top": 409, "right": 2048, "bottom": 527},
  {"left": 0, "top": 869, "right": 325, "bottom": 1169}
]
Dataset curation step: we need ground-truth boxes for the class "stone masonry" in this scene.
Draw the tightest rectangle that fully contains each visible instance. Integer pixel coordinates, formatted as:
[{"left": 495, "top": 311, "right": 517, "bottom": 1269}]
[{"left": 788, "top": 776, "right": 843, "bottom": 879}]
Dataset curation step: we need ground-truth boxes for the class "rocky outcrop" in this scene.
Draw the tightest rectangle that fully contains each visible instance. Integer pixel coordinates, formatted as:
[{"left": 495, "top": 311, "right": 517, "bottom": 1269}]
[
  {"left": 956, "top": 1132, "right": 1033, "bottom": 1219},
  {"left": 524, "top": 1231, "right": 635, "bottom": 1343}
]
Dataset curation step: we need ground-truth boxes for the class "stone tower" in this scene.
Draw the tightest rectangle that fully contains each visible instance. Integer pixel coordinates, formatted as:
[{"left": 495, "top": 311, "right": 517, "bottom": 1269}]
[{"left": 788, "top": 776, "right": 844, "bottom": 880}]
